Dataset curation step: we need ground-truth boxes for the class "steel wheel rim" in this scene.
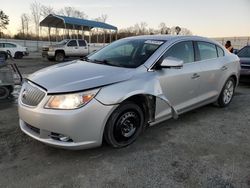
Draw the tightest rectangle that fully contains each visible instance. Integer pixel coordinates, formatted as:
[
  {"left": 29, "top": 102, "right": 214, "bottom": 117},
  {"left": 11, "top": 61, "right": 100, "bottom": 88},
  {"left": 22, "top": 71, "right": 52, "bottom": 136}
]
[
  {"left": 223, "top": 80, "right": 234, "bottom": 104},
  {"left": 57, "top": 54, "right": 64, "bottom": 61},
  {"left": 114, "top": 111, "right": 140, "bottom": 143}
]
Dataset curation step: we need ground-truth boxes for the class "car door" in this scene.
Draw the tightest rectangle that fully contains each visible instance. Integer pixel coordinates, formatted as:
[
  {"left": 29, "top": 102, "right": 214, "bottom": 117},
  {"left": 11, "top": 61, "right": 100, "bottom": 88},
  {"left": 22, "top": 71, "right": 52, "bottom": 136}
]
[
  {"left": 195, "top": 41, "right": 225, "bottom": 101},
  {"left": 154, "top": 41, "right": 201, "bottom": 120},
  {"left": 65, "top": 40, "right": 78, "bottom": 56},
  {"left": 3, "top": 43, "right": 17, "bottom": 57},
  {"left": 77, "top": 40, "right": 88, "bottom": 56}
]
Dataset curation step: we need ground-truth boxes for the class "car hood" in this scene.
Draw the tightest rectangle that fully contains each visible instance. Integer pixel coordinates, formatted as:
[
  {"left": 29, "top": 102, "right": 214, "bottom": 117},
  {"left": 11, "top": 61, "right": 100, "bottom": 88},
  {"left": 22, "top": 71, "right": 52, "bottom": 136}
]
[{"left": 28, "top": 60, "right": 137, "bottom": 93}]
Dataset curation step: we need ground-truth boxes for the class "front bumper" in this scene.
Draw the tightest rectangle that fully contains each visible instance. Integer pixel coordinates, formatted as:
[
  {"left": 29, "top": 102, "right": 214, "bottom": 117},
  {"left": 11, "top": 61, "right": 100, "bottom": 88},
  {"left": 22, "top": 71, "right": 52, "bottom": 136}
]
[
  {"left": 18, "top": 96, "right": 117, "bottom": 150},
  {"left": 47, "top": 51, "right": 55, "bottom": 57}
]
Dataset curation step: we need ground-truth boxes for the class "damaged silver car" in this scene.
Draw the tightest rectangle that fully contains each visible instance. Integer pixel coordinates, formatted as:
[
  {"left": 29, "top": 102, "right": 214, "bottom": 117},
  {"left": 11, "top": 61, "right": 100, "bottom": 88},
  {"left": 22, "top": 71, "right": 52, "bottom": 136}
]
[{"left": 18, "top": 35, "right": 240, "bottom": 149}]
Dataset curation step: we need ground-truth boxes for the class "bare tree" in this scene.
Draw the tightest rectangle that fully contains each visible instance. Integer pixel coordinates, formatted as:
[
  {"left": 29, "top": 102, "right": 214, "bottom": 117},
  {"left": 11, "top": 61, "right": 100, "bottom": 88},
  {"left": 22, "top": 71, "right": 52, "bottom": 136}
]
[
  {"left": 95, "top": 14, "right": 108, "bottom": 43},
  {"left": 59, "top": 7, "right": 87, "bottom": 19},
  {"left": 159, "top": 22, "right": 166, "bottom": 34},
  {"left": 20, "top": 14, "right": 30, "bottom": 37},
  {"left": 30, "top": 1, "right": 42, "bottom": 39},
  {"left": 0, "top": 10, "right": 9, "bottom": 37},
  {"left": 134, "top": 22, "right": 148, "bottom": 35},
  {"left": 41, "top": 5, "right": 54, "bottom": 18},
  {"left": 179, "top": 28, "right": 192, "bottom": 35}
]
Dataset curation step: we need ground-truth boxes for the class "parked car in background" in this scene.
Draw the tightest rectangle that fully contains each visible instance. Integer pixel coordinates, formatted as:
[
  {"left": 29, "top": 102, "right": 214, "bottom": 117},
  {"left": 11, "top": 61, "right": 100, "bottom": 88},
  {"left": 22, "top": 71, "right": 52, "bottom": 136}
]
[
  {"left": 19, "top": 35, "right": 240, "bottom": 150},
  {"left": 236, "top": 45, "right": 250, "bottom": 82},
  {"left": 0, "top": 42, "right": 29, "bottom": 59},
  {"left": 42, "top": 39, "right": 102, "bottom": 62}
]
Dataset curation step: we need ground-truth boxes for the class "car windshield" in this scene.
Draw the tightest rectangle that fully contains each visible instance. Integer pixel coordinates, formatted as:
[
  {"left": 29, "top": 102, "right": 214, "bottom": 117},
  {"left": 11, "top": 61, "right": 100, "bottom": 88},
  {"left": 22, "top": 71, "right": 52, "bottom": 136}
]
[
  {"left": 57, "top": 39, "right": 69, "bottom": 45},
  {"left": 86, "top": 39, "right": 165, "bottom": 68},
  {"left": 238, "top": 46, "right": 250, "bottom": 58}
]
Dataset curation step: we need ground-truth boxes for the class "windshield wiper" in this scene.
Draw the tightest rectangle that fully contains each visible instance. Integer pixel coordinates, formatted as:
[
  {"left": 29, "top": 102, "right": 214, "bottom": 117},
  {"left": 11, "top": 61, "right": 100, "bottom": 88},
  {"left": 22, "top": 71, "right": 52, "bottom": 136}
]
[{"left": 83, "top": 58, "right": 122, "bottom": 67}]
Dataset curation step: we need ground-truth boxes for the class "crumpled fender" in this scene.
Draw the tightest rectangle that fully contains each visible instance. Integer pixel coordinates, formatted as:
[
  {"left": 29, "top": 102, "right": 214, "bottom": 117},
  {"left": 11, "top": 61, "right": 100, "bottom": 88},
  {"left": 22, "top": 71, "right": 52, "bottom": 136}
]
[{"left": 95, "top": 72, "right": 179, "bottom": 119}]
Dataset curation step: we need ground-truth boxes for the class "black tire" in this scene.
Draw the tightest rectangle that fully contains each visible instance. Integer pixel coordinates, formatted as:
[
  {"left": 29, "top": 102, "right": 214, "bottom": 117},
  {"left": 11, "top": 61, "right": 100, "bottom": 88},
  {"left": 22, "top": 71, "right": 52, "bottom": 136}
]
[
  {"left": 0, "top": 86, "right": 10, "bottom": 100},
  {"left": 217, "top": 77, "right": 236, "bottom": 107},
  {"left": 55, "top": 52, "right": 65, "bottom": 62},
  {"left": 47, "top": 57, "right": 55, "bottom": 61},
  {"left": 104, "top": 101, "right": 145, "bottom": 148},
  {"left": 14, "top": 52, "right": 23, "bottom": 59}
]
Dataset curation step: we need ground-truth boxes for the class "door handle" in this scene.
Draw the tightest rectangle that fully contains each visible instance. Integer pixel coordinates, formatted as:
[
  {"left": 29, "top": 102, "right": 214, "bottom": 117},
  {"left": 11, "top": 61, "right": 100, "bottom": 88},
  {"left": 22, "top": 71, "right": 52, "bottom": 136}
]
[
  {"left": 191, "top": 73, "right": 200, "bottom": 79},
  {"left": 221, "top": 66, "right": 228, "bottom": 71}
]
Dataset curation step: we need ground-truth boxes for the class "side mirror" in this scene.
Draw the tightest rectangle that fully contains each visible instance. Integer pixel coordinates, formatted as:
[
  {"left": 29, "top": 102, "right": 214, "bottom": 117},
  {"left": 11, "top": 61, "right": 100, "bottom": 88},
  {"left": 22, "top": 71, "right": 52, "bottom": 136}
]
[{"left": 159, "top": 57, "right": 184, "bottom": 69}]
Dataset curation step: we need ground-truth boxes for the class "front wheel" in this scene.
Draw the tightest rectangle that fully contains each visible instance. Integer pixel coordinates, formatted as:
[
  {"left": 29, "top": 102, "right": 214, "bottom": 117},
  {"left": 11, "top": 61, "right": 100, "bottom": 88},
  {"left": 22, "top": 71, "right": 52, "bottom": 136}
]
[
  {"left": 55, "top": 52, "right": 65, "bottom": 62},
  {"left": 104, "top": 102, "right": 145, "bottom": 148},
  {"left": 217, "top": 77, "right": 235, "bottom": 107}
]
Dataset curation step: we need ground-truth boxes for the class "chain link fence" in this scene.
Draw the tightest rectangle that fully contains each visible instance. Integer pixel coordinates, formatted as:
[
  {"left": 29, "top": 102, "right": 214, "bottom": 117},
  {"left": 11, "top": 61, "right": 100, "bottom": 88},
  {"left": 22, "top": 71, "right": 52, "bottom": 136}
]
[
  {"left": 0, "top": 38, "right": 106, "bottom": 52},
  {"left": 213, "top": 36, "right": 250, "bottom": 50},
  {"left": 1, "top": 36, "right": 250, "bottom": 52}
]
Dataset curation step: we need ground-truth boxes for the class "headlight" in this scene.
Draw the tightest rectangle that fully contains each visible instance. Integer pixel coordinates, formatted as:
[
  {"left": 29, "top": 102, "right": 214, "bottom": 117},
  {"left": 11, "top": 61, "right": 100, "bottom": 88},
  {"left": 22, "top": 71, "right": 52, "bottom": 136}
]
[
  {"left": 45, "top": 89, "right": 99, "bottom": 110},
  {"left": 49, "top": 47, "right": 54, "bottom": 51}
]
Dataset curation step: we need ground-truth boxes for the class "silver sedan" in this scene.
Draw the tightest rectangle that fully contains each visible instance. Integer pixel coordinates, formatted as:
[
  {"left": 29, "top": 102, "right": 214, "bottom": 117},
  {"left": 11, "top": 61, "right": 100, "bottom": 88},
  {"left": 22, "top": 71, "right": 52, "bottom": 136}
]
[{"left": 18, "top": 35, "right": 240, "bottom": 149}]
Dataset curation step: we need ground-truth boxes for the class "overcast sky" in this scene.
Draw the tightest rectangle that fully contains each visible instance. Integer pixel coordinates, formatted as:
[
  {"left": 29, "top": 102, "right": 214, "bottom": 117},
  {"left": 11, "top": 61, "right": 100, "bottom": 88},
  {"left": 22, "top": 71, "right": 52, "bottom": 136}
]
[{"left": 1, "top": 0, "right": 250, "bottom": 37}]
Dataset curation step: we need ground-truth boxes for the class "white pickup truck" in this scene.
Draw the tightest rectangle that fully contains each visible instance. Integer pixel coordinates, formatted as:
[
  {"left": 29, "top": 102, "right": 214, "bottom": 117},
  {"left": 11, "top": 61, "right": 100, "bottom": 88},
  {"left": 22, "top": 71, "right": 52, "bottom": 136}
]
[{"left": 42, "top": 39, "right": 102, "bottom": 62}]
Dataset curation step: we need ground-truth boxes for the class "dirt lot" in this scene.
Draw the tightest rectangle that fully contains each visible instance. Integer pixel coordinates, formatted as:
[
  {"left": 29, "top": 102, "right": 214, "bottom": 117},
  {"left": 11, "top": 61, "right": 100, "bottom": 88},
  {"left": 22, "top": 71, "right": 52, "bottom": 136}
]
[{"left": 1, "top": 55, "right": 250, "bottom": 188}]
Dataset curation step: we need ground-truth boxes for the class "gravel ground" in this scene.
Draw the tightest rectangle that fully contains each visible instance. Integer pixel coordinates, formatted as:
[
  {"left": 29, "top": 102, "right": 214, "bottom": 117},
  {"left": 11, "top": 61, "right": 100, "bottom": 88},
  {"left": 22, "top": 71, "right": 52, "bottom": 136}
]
[{"left": 0, "top": 55, "right": 250, "bottom": 188}]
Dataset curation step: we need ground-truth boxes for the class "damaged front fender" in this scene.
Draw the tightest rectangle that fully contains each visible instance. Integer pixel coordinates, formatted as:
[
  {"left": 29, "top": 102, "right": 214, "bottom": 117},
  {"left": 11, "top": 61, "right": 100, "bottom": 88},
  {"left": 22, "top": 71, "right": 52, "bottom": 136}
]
[{"left": 95, "top": 72, "right": 179, "bottom": 119}]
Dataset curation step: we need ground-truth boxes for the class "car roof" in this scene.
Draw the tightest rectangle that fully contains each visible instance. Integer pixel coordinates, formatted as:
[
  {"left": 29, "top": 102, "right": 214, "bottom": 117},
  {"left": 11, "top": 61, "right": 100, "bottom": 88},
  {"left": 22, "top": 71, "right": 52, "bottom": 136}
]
[
  {"left": 121, "top": 35, "right": 223, "bottom": 48},
  {"left": 123, "top": 35, "right": 215, "bottom": 42},
  {"left": 0, "top": 41, "right": 19, "bottom": 45}
]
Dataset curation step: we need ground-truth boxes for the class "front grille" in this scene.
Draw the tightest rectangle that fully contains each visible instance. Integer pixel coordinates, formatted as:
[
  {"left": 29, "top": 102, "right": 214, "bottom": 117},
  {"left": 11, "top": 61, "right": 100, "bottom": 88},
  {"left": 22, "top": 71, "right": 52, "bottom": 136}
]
[
  {"left": 42, "top": 47, "right": 49, "bottom": 52},
  {"left": 21, "top": 82, "right": 46, "bottom": 107}
]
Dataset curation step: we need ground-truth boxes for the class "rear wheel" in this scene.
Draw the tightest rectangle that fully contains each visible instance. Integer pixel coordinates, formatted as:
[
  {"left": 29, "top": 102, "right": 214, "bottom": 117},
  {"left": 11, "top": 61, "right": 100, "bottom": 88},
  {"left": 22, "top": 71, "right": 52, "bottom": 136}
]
[
  {"left": 14, "top": 52, "right": 23, "bottom": 59},
  {"left": 104, "top": 102, "right": 144, "bottom": 148},
  {"left": 0, "top": 86, "right": 10, "bottom": 99},
  {"left": 55, "top": 52, "right": 65, "bottom": 62},
  {"left": 217, "top": 77, "right": 235, "bottom": 107}
]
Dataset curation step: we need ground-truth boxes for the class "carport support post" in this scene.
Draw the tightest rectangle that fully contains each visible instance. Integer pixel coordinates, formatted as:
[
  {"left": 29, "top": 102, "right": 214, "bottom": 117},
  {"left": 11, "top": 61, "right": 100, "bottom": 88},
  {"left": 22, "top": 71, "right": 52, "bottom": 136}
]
[
  {"left": 48, "top": 27, "right": 51, "bottom": 43},
  {"left": 81, "top": 26, "right": 84, "bottom": 40},
  {"left": 89, "top": 27, "right": 91, "bottom": 44},
  {"left": 73, "top": 25, "right": 78, "bottom": 40},
  {"left": 103, "top": 29, "right": 106, "bottom": 44},
  {"left": 109, "top": 30, "right": 112, "bottom": 43},
  {"left": 56, "top": 27, "right": 58, "bottom": 42},
  {"left": 115, "top": 30, "right": 118, "bottom": 41},
  {"left": 96, "top": 28, "right": 99, "bottom": 43},
  {"left": 64, "top": 23, "right": 67, "bottom": 39}
]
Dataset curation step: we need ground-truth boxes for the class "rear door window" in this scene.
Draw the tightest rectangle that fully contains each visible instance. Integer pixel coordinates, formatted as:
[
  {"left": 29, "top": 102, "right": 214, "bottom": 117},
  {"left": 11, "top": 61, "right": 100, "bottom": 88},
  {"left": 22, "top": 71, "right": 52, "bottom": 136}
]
[
  {"left": 163, "top": 41, "right": 195, "bottom": 63},
  {"left": 78, "top": 40, "right": 87, "bottom": 47},
  {"left": 67, "top": 40, "right": 77, "bottom": 47},
  {"left": 197, "top": 42, "right": 217, "bottom": 60},
  {"left": 4, "top": 43, "right": 17, "bottom": 48}
]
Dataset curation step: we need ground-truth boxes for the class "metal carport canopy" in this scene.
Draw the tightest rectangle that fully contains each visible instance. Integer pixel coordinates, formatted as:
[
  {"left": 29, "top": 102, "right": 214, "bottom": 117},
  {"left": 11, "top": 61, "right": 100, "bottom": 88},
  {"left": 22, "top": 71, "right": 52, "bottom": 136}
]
[{"left": 40, "top": 14, "right": 118, "bottom": 31}]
